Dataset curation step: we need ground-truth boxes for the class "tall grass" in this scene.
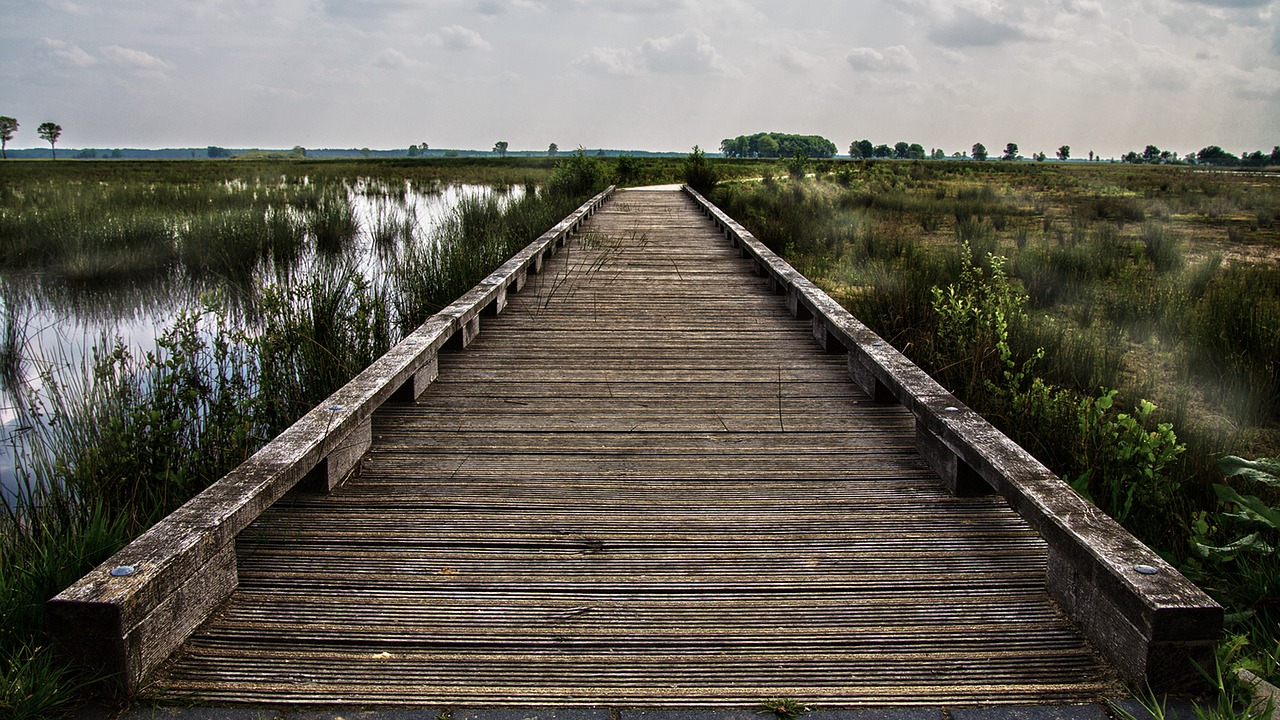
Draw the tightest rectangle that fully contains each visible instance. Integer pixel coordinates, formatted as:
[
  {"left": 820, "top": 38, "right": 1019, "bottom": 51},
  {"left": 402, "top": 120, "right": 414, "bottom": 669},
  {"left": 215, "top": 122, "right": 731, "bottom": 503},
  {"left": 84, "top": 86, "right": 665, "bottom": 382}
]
[
  {"left": 715, "top": 162, "right": 1280, "bottom": 711},
  {"left": 0, "top": 159, "right": 602, "bottom": 718},
  {"left": 715, "top": 168, "right": 1279, "bottom": 539},
  {"left": 392, "top": 185, "right": 591, "bottom": 332}
]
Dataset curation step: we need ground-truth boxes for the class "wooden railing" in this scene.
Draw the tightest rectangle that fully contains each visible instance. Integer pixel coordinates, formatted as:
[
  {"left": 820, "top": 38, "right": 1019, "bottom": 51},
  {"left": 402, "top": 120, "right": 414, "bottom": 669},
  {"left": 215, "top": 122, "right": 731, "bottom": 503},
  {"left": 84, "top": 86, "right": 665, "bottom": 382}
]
[
  {"left": 683, "top": 185, "right": 1222, "bottom": 690},
  {"left": 46, "top": 187, "right": 617, "bottom": 693}
]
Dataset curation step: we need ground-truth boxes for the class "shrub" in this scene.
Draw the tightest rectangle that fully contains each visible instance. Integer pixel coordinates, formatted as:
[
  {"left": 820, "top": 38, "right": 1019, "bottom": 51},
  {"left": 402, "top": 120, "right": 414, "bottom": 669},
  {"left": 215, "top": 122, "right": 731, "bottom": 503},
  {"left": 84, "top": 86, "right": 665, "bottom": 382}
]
[
  {"left": 683, "top": 145, "right": 719, "bottom": 195},
  {"left": 1140, "top": 222, "right": 1184, "bottom": 273},
  {"left": 1069, "top": 391, "right": 1186, "bottom": 537},
  {"left": 786, "top": 150, "right": 810, "bottom": 180},
  {"left": 548, "top": 148, "right": 606, "bottom": 197}
]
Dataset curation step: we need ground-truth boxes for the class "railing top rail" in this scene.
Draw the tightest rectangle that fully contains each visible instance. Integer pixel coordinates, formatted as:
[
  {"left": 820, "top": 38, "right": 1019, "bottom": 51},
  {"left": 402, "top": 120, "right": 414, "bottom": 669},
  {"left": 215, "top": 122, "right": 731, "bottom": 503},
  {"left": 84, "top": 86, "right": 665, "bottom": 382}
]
[
  {"left": 48, "top": 186, "right": 615, "bottom": 687},
  {"left": 682, "top": 184, "right": 1220, "bottom": 688}
]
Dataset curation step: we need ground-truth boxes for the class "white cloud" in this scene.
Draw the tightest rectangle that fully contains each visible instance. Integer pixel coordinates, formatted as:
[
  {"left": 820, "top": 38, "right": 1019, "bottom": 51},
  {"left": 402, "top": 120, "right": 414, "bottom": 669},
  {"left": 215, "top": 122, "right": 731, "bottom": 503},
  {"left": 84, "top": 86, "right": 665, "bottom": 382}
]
[
  {"left": 475, "top": 0, "right": 544, "bottom": 15},
  {"left": 1061, "top": 0, "right": 1104, "bottom": 19},
  {"left": 4, "top": 0, "right": 1277, "bottom": 154},
  {"left": 573, "top": 47, "right": 639, "bottom": 76},
  {"left": 1173, "top": 0, "right": 1270, "bottom": 7},
  {"left": 540, "top": 0, "right": 688, "bottom": 13},
  {"left": 846, "top": 45, "right": 918, "bottom": 72},
  {"left": 775, "top": 48, "right": 820, "bottom": 74},
  {"left": 374, "top": 48, "right": 418, "bottom": 69},
  {"left": 1219, "top": 63, "right": 1280, "bottom": 99},
  {"left": 57, "top": 2, "right": 100, "bottom": 17},
  {"left": 99, "top": 45, "right": 172, "bottom": 74},
  {"left": 436, "top": 25, "right": 491, "bottom": 52},
  {"left": 573, "top": 30, "right": 730, "bottom": 76},
  {"left": 638, "top": 30, "right": 728, "bottom": 74},
  {"left": 39, "top": 38, "right": 96, "bottom": 67},
  {"left": 928, "top": 8, "right": 1031, "bottom": 47},
  {"left": 249, "top": 84, "right": 306, "bottom": 101},
  {"left": 323, "top": 0, "right": 411, "bottom": 18}
]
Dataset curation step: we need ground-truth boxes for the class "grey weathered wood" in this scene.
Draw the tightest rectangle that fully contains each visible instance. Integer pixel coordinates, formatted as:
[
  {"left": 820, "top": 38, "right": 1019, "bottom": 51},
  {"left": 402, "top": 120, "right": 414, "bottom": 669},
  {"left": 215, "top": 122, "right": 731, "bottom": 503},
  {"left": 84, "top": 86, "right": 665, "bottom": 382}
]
[
  {"left": 682, "top": 185, "right": 1222, "bottom": 689},
  {"left": 914, "top": 420, "right": 992, "bottom": 497},
  {"left": 146, "top": 189, "right": 1122, "bottom": 707},
  {"left": 301, "top": 417, "right": 371, "bottom": 493},
  {"left": 46, "top": 186, "right": 617, "bottom": 693},
  {"left": 50, "top": 184, "right": 1214, "bottom": 705},
  {"left": 390, "top": 355, "right": 438, "bottom": 403}
]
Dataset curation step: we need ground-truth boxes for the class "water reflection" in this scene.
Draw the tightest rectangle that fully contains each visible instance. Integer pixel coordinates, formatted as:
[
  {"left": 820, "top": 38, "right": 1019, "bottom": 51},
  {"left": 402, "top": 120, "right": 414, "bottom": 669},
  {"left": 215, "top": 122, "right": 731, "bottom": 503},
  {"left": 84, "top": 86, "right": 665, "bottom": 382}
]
[{"left": 0, "top": 182, "right": 522, "bottom": 502}]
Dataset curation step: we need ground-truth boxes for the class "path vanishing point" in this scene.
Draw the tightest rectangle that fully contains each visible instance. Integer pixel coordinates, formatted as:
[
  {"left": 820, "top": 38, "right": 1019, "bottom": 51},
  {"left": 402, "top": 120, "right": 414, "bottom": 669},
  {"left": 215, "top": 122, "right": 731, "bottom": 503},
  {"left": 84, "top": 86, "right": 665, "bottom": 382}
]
[{"left": 50, "top": 186, "right": 1223, "bottom": 710}]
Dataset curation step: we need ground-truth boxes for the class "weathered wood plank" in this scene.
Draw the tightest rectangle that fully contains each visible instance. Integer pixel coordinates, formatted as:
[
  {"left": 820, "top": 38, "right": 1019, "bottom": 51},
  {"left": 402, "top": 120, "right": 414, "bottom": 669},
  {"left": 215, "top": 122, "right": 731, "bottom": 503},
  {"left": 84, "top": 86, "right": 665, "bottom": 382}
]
[
  {"left": 682, "top": 185, "right": 1222, "bottom": 689},
  {"left": 47, "top": 187, "right": 618, "bottom": 693},
  {"left": 140, "top": 188, "right": 1130, "bottom": 706}
]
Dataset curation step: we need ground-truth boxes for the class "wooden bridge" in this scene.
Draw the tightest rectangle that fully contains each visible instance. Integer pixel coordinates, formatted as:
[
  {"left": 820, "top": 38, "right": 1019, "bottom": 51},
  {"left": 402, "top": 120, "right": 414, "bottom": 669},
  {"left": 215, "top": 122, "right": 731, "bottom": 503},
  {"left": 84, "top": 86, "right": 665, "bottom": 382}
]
[{"left": 51, "top": 186, "right": 1221, "bottom": 708}]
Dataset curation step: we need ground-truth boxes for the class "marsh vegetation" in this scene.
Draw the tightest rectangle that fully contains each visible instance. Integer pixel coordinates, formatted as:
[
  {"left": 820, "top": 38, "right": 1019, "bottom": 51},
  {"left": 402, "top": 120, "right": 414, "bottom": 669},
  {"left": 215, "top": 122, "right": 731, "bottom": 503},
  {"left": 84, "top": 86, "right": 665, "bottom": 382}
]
[
  {"left": 0, "top": 156, "right": 616, "bottom": 718},
  {"left": 714, "top": 159, "right": 1280, "bottom": 714}
]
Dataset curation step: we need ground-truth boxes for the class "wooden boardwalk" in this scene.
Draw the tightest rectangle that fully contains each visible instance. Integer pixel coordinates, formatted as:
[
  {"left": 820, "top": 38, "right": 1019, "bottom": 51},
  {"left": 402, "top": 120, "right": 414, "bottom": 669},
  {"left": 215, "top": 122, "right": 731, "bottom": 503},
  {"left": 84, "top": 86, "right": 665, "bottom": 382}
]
[{"left": 147, "top": 189, "right": 1124, "bottom": 706}]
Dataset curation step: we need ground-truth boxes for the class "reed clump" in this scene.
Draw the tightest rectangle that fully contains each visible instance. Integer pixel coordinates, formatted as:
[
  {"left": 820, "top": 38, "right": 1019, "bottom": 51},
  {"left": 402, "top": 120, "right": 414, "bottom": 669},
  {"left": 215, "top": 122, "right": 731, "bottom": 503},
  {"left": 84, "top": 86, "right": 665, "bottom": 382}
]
[
  {"left": 715, "top": 161, "right": 1280, "bottom": 713},
  {"left": 0, "top": 159, "right": 602, "bottom": 718}
]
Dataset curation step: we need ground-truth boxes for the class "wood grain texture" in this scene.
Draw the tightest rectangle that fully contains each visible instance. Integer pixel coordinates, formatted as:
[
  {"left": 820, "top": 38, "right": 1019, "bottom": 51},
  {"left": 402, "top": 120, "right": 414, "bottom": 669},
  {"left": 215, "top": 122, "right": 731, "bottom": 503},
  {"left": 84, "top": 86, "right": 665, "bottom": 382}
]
[
  {"left": 149, "top": 189, "right": 1123, "bottom": 706},
  {"left": 684, "top": 185, "right": 1222, "bottom": 689},
  {"left": 47, "top": 188, "right": 617, "bottom": 693}
]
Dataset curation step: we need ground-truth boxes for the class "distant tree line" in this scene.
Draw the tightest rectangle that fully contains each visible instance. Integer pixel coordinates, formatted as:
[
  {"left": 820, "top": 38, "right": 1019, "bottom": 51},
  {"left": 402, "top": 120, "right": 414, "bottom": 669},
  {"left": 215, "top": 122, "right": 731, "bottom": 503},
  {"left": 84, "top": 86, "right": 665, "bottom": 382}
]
[
  {"left": 720, "top": 133, "right": 837, "bottom": 159},
  {"left": 1118, "top": 144, "right": 1280, "bottom": 167},
  {"left": 846, "top": 137, "right": 1280, "bottom": 167},
  {"left": 849, "top": 139, "right": 931, "bottom": 160}
]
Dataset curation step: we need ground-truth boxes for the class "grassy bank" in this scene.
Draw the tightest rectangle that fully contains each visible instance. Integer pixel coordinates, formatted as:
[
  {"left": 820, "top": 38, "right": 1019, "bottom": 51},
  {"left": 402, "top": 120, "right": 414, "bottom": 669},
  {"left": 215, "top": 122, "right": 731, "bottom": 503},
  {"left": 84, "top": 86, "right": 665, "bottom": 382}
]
[
  {"left": 713, "top": 160, "right": 1280, "bottom": 715},
  {"left": 0, "top": 157, "right": 608, "bottom": 718}
]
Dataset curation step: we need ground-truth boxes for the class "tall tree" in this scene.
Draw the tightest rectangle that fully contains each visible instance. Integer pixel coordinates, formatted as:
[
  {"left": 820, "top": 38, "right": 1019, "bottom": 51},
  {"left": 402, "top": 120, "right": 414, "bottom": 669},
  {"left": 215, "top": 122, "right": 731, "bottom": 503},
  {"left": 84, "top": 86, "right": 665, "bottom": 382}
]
[
  {"left": 972, "top": 143, "right": 988, "bottom": 161},
  {"left": 1197, "top": 146, "right": 1239, "bottom": 166},
  {"left": 0, "top": 116, "right": 17, "bottom": 159},
  {"left": 548, "top": 143, "right": 558, "bottom": 157},
  {"left": 850, "top": 139, "right": 873, "bottom": 159},
  {"left": 872, "top": 144, "right": 892, "bottom": 159},
  {"left": 893, "top": 141, "right": 909, "bottom": 160},
  {"left": 38, "top": 122, "right": 61, "bottom": 159},
  {"left": 1002, "top": 142, "right": 1019, "bottom": 161},
  {"left": 493, "top": 140, "right": 508, "bottom": 157},
  {"left": 907, "top": 143, "right": 925, "bottom": 160},
  {"left": 1056, "top": 145, "right": 1070, "bottom": 161},
  {"left": 1142, "top": 144, "right": 1161, "bottom": 164}
]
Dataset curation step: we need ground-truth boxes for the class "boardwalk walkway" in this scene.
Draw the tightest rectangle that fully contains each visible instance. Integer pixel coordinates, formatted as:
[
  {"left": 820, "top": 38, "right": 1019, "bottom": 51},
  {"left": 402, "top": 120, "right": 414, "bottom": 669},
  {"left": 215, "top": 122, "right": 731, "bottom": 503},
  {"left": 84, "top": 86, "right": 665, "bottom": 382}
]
[{"left": 147, "top": 189, "right": 1123, "bottom": 706}]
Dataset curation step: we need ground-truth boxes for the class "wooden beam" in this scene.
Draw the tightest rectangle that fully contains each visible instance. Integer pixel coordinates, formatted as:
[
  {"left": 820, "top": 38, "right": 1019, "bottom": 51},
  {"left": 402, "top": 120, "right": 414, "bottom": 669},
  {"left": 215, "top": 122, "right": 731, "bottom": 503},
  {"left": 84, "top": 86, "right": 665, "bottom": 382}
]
[
  {"left": 47, "top": 186, "right": 617, "bottom": 693},
  {"left": 682, "top": 184, "right": 1222, "bottom": 690}
]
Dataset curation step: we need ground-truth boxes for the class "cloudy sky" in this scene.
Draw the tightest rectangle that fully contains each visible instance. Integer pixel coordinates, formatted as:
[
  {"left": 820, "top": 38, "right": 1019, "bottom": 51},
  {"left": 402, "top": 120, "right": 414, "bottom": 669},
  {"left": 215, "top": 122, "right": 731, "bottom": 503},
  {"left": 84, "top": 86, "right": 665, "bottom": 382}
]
[{"left": 2, "top": 0, "right": 1277, "bottom": 157}]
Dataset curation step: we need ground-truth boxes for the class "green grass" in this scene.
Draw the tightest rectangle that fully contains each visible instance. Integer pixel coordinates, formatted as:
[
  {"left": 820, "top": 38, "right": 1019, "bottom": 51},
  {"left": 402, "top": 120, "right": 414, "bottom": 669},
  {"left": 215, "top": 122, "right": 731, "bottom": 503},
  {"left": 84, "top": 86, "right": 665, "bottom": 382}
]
[
  {"left": 713, "top": 160, "right": 1280, "bottom": 714},
  {"left": 0, "top": 157, "right": 605, "bottom": 717}
]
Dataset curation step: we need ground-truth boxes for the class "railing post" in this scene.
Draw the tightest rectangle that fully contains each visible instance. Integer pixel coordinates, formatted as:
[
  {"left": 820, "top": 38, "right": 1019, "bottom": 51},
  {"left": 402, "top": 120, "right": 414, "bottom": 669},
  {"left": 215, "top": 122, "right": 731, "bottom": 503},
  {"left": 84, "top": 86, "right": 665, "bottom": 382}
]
[
  {"left": 46, "top": 186, "right": 618, "bottom": 695},
  {"left": 680, "top": 183, "right": 1224, "bottom": 690}
]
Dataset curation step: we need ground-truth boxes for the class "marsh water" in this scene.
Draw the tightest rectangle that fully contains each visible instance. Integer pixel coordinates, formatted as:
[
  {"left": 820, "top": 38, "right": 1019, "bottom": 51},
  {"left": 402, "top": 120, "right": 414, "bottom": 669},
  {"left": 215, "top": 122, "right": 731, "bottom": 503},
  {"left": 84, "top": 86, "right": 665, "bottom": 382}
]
[{"left": 0, "top": 181, "right": 524, "bottom": 503}]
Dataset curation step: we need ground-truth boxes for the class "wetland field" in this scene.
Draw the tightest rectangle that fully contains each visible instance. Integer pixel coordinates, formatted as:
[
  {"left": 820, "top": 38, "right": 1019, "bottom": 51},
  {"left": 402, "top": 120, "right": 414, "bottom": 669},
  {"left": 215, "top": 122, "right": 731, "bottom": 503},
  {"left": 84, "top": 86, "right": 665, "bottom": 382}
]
[
  {"left": 713, "top": 159, "right": 1280, "bottom": 713},
  {"left": 0, "top": 155, "right": 617, "bottom": 718},
  {"left": 1, "top": 154, "right": 1277, "bottom": 717}
]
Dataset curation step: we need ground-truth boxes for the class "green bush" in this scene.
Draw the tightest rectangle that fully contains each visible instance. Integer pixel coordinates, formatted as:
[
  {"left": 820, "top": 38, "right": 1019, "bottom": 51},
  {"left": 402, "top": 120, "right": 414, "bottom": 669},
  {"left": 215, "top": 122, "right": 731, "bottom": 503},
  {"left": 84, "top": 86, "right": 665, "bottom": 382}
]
[
  {"left": 1069, "top": 391, "right": 1186, "bottom": 537},
  {"left": 683, "top": 145, "right": 719, "bottom": 195},
  {"left": 548, "top": 148, "right": 607, "bottom": 197}
]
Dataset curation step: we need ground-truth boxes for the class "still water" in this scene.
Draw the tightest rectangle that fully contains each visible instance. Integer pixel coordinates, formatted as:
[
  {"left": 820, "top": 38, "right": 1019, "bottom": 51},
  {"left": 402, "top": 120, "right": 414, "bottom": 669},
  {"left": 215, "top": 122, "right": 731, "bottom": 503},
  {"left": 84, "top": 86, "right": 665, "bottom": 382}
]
[{"left": 0, "top": 181, "right": 523, "bottom": 503}]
